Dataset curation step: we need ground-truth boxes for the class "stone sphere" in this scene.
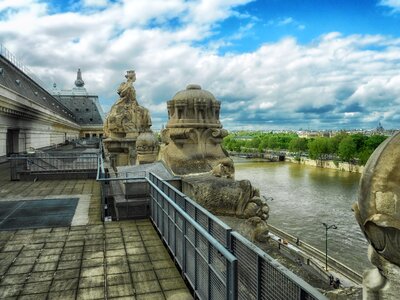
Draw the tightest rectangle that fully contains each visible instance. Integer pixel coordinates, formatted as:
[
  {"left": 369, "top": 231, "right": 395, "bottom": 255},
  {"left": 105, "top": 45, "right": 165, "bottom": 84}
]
[
  {"left": 354, "top": 131, "right": 400, "bottom": 266},
  {"left": 172, "top": 84, "right": 218, "bottom": 102}
]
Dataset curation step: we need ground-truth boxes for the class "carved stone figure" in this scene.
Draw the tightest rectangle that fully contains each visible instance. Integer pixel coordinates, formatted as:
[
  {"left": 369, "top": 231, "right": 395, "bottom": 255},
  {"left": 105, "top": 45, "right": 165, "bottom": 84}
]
[
  {"left": 136, "top": 132, "right": 159, "bottom": 165},
  {"left": 160, "top": 84, "right": 234, "bottom": 176},
  {"left": 103, "top": 70, "right": 157, "bottom": 166},
  {"left": 353, "top": 131, "right": 400, "bottom": 299},
  {"left": 160, "top": 84, "right": 269, "bottom": 241},
  {"left": 104, "top": 70, "right": 152, "bottom": 139},
  {"left": 182, "top": 174, "right": 270, "bottom": 242}
]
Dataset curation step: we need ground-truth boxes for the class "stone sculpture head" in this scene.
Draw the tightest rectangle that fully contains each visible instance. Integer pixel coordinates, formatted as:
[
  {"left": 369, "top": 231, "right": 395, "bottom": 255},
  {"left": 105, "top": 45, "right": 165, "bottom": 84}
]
[
  {"left": 353, "top": 132, "right": 400, "bottom": 267},
  {"left": 125, "top": 70, "right": 136, "bottom": 82}
]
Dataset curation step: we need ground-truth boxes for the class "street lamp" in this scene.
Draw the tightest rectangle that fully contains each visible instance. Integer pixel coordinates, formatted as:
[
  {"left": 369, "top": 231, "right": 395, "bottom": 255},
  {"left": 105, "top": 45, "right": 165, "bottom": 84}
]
[{"left": 322, "top": 222, "right": 337, "bottom": 271}]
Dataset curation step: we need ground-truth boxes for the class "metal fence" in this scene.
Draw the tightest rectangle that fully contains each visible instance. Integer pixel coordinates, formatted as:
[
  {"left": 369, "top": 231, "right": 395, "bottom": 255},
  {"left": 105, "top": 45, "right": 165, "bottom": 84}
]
[
  {"left": 146, "top": 173, "right": 327, "bottom": 300},
  {"left": 95, "top": 156, "right": 327, "bottom": 300},
  {"left": 148, "top": 178, "right": 238, "bottom": 300},
  {"left": 149, "top": 173, "right": 232, "bottom": 248},
  {"left": 231, "top": 232, "right": 324, "bottom": 300},
  {"left": 9, "top": 152, "right": 98, "bottom": 180}
]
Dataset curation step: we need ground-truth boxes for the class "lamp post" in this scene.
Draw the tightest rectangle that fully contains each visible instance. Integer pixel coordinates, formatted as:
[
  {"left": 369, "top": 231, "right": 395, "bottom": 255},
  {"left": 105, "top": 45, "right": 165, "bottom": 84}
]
[{"left": 322, "top": 222, "right": 337, "bottom": 271}]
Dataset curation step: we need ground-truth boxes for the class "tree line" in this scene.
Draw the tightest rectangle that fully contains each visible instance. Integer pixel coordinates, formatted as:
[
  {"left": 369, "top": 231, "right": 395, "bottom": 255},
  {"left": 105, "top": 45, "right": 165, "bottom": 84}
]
[{"left": 222, "top": 132, "right": 388, "bottom": 165}]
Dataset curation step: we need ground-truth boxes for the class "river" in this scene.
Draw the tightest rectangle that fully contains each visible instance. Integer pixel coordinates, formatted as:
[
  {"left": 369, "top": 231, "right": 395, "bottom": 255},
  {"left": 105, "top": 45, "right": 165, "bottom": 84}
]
[{"left": 234, "top": 158, "right": 372, "bottom": 274}]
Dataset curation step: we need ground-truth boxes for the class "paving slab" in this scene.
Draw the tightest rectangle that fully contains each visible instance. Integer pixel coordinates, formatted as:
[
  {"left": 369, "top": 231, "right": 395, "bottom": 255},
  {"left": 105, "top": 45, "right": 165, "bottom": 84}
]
[{"left": 0, "top": 162, "right": 192, "bottom": 299}]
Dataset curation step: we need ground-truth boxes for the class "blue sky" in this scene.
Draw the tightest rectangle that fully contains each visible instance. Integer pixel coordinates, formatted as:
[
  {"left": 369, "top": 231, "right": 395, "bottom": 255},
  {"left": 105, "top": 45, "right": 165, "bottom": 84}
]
[{"left": 1, "top": 0, "right": 400, "bottom": 130}]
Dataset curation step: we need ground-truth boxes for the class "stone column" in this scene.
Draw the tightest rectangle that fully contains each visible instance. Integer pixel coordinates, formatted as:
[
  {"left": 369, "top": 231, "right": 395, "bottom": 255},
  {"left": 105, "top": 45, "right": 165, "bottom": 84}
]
[{"left": 0, "top": 127, "right": 7, "bottom": 158}]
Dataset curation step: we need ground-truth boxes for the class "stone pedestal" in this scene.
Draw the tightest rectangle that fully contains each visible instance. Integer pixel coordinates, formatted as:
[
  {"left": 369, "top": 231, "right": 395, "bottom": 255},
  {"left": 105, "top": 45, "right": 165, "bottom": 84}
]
[{"left": 103, "top": 138, "right": 137, "bottom": 167}]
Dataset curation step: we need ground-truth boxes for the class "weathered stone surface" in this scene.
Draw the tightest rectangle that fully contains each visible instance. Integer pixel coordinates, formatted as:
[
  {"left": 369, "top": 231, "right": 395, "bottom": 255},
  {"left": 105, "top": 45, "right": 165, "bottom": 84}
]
[
  {"left": 353, "top": 131, "right": 400, "bottom": 299},
  {"left": 324, "top": 286, "right": 362, "bottom": 300},
  {"left": 240, "top": 217, "right": 269, "bottom": 242},
  {"left": 104, "top": 70, "right": 151, "bottom": 139},
  {"left": 182, "top": 174, "right": 269, "bottom": 223},
  {"left": 136, "top": 131, "right": 159, "bottom": 165},
  {"left": 160, "top": 84, "right": 233, "bottom": 176},
  {"left": 103, "top": 70, "right": 158, "bottom": 166}
]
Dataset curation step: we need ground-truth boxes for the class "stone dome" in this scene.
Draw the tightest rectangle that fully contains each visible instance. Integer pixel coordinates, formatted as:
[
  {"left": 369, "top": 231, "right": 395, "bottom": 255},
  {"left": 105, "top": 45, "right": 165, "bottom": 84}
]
[{"left": 171, "top": 84, "right": 218, "bottom": 102}]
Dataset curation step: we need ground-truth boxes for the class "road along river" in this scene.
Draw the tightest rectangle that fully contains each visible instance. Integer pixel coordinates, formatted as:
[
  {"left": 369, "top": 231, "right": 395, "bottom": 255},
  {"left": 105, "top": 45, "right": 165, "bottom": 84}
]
[{"left": 234, "top": 158, "right": 372, "bottom": 274}]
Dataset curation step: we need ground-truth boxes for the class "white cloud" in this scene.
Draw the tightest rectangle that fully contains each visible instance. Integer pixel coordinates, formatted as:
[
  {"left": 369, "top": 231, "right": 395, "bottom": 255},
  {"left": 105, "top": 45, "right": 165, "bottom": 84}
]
[
  {"left": 278, "top": 17, "right": 294, "bottom": 26},
  {"left": 0, "top": 1, "right": 400, "bottom": 130},
  {"left": 83, "top": 0, "right": 109, "bottom": 7},
  {"left": 379, "top": 0, "right": 400, "bottom": 13},
  {"left": 267, "top": 16, "right": 305, "bottom": 30}
]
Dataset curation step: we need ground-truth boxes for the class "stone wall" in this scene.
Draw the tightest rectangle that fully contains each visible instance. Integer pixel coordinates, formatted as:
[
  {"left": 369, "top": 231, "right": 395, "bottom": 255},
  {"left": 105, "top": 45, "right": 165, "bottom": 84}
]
[{"left": 286, "top": 157, "right": 364, "bottom": 173}]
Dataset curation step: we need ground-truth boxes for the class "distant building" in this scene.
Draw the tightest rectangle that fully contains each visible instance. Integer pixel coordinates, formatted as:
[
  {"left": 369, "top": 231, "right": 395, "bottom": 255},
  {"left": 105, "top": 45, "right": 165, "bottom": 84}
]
[
  {"left": 376, "top": 122, "right": 384, "bottom": 134},
  {"left": 52, "top": 69, "right": 105, "bottom": 138},
  {"left": 0, "top": 45, "right": 105, "bottom": 162}
]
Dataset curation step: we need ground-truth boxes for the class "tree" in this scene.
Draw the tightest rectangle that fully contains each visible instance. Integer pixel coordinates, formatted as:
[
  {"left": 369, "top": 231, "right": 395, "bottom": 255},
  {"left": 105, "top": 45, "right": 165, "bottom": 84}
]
[
  {"left": 358, "top": 148, "right": 373, "bottom": 166},
  {"left": 289, "top": 138, "right": 308, "bottom": 155},
  {"left": 338, "top": 136, "right": 357, "bottom": 162},
  {"left": 308, "top": 137, "right": 331, "bottom": 160},
  {"left": 366, "top": 135, "right": 387, "bottom": 150}
]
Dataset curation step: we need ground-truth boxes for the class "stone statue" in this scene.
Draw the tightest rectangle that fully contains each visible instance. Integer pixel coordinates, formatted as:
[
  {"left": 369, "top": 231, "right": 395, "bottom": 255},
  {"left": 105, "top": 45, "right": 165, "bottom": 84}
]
[
  {"left": 136, "top": 132, "right": 159, "bottom": 165},
  {"left": 160, "top": 84, "right": 269, "bottom": 242},
  {"left": 104, "top": 70, "right": 152, "bottom": 139},
  {"left": 353, "top": 131, "right": 400, "bottom": 299},
  {"left": 160, "top": 84, "right": 234, "bottom": 176},
  {"left": 182, "top": 175, "right": 270, "bottom": 242},
  {"left": 103, "top": 70, "right": 157, "bottom": 166}
]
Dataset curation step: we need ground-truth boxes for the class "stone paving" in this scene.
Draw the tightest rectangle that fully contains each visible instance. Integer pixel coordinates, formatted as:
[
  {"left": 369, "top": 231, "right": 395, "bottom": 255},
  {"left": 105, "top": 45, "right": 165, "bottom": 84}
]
[{"left": 0, "top": 162, "right": 192, "bottom": 299}]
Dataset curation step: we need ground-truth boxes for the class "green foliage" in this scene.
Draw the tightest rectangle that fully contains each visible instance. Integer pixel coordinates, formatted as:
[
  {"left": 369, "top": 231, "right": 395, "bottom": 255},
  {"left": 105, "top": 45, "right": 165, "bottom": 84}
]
[
  {"left": 222, "top": 131, "right": 388, "bottom": 166},
  {"left": 308, "top": 137, "right": 332, "bottom": 160},
  {"left": 358, "top": 148, "right": 374, "bottom": 166},
  {"left": 338, "top": 136, "right": 357, "bottom": 162},
  {"left": 288, "top": 137, "right": 308, "bottom": 153}
]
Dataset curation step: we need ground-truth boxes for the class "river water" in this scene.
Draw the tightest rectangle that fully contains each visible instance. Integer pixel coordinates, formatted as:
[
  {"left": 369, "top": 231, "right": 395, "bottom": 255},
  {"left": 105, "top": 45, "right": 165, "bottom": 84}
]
[{"left": 234, "top": 158, "right": 372, "bottom": 274}]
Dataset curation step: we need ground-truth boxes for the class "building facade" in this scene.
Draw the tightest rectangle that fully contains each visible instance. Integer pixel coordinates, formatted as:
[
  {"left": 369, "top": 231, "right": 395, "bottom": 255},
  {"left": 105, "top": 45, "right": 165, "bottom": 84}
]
[{"left": 0, "top": 47, "right": 104, "bottom": 162}]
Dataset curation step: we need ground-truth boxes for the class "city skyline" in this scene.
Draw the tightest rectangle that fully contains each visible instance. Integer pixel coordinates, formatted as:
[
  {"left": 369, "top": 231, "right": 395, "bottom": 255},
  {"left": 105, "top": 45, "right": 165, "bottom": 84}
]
[{"left": 1, "top": 0, "right": 400, "bottom": 130}]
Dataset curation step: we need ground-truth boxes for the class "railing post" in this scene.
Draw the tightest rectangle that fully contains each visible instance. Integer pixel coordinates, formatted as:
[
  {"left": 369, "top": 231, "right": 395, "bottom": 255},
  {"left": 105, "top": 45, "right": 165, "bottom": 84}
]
[
  {"left": 257, "top": 254, "right": 261, "bottom": 299},
  {"left": 229, "top": 258, "right": 238, "bottom": 300}
]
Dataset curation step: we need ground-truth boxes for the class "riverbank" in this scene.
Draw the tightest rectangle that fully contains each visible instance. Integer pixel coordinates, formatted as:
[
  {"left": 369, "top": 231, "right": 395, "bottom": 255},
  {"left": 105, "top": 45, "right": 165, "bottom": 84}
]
[
  {"left": 286, "top": 157, "right": 364, "bottom": 174},
  {"left": 230, "top": 152, "right": 365, "bottom": 173}
]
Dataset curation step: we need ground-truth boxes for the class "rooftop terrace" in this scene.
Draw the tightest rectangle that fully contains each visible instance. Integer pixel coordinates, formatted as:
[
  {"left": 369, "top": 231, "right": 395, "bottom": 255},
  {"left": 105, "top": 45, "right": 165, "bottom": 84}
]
[{"left": 0, "top": 162, "right": 192, "bottom": 299}]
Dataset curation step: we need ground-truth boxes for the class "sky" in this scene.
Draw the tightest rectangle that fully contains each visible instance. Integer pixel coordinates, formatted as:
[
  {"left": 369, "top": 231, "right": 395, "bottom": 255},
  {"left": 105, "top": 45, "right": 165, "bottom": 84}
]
[{"left": 1, "top": 0, "right": 400, "bottom": 130}]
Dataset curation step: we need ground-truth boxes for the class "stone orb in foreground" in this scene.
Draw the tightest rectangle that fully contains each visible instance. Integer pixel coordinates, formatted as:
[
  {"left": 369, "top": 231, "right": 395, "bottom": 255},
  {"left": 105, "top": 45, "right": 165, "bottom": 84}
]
[{"left": 353, "top": 131, "right": 400, "bottom": 267}]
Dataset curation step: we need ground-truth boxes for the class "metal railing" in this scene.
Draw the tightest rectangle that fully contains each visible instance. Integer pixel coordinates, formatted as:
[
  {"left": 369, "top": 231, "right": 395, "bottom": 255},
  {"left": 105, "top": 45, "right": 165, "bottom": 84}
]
[
  {"left": 1, "top": 44, "right": 51, "bottom": 92},
  {"left": 148, "top": 178, "right": 238, "bottom": 300},
  {"left": 95, "top": 156, "right": 327, "bottom": 300},
  {"left": 149, "top": 173, "right": 232, "bottom": 248},
  {"left": 231, "top": 232, "right": 323, "bottom": 300},
  {"left": 9, "top": 152, "right": 98, "bottom": 180},
  {"left": 148, "top": 174, "right": 326, "bottom": 300}
]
